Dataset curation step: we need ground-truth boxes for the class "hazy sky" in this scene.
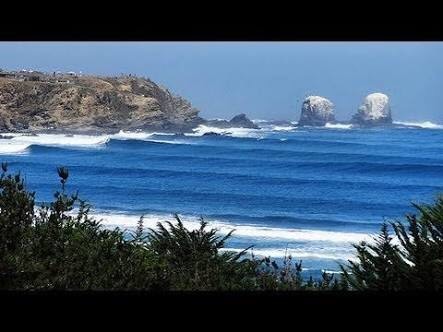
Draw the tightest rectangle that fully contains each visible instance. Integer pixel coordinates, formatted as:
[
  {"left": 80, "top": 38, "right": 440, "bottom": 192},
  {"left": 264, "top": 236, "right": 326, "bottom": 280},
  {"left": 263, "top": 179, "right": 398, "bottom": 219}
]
[{"left": 1, "top": 42, "right": 442, "bottom": 122}]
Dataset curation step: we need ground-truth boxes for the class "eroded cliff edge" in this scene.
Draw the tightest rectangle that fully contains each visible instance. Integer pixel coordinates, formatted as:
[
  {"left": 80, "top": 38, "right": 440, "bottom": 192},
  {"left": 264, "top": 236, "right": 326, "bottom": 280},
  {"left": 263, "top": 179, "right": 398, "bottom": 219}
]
[{"left": 0, "top": 73, "right": 204, "bottom": 134}]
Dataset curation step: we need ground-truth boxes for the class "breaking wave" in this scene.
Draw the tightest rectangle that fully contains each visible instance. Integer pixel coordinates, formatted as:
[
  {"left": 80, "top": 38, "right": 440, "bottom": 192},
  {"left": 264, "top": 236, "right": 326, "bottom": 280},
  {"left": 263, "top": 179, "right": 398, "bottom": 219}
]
[
  {"left": 110, "top": 130, "right": 175, "bottom": 141},
  {"left": 3, "top": 119, "right": 441, "bottom": 155},
  {"left": 221, "top": 247, "right": 354, "bottom": 261},
  {"left": 91, "top": 211, "right": 374, "bottom": 261},
  {"left": 185, "top": 124, "right": 264, "bottom": 138},
  {"left": 110, "top": 130, "right": 192, "bottom": 145},
  {"left": 0, "top": 133, "right": 110, "bottom": 154},
  {"left": 324, "top": 123, "right": 353, "bottom": 129},
  {"left": 94, "top": 212, "right": 373, "bottom": 243},
  {"left": 261, "top": 124, "right": 297, "bottom": 132},
  {"left": 0, "top": 142, "right": 32, "bottom": 154},
  {"left": 394, "top": 121, "right": 443, "bottom": 129}
]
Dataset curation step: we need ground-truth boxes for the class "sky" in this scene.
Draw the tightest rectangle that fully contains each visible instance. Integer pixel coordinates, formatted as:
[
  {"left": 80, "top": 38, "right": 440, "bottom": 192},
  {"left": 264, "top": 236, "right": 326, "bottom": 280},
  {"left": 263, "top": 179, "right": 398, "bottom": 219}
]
[{"left": 0, "top": 42, "right": 442, "bottom": 122}]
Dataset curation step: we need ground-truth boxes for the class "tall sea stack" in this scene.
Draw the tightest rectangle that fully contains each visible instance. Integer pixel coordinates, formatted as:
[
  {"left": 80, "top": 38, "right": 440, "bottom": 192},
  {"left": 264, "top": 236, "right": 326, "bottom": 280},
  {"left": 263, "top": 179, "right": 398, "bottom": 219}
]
[
  {"left": 298, "top": 96, "right": 335, "bottom": 127},
  {"left": 351, "top": 93, "right": 392, "bottom": 127}
]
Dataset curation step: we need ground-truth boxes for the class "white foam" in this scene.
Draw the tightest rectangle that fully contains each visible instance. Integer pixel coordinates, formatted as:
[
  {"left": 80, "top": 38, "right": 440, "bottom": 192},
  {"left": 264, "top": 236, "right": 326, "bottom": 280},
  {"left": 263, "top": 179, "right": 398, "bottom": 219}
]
[
  {"left": 10, "top": 133, "right": 110, "bottom": 146},
  {"left": 186, "top": 125, "right": 264, "bottom": 138},
  {"left": 325, "top": 123, "right": 353, "bottom": 129},
  {"left": 145, "top": 139, "right": 193, "bottom": 145},
  {"left": 111, "top": 130, "right": 155, "bottom": 140},
  {"left": 251, "top": 119, "right": 269, "bottom": 124},
  {"left": 110, "top": 130, "right": 176, "bottom": 141},
  {"left": 110, "top": 130, "right": 192, "bottom": 145},
  {"left": 79, "top": 212, "right": 383, "bottom": 262},
  {"left": 394, "top": 121, "right": 443, "bottom": 129},
  {"left": 94, "top": 212, "right": 203, "bottom": 230},
  {"left": 0, "top": 141, "right": 32, "bottom": 154},
  {"left": 94, "top": 212, "right": 374, "bottom": 244},
  {"left": 267, "top": 125, "right": 297, "bottom": 132},
  {"left": 0, "top": 133, "right": 110, "bottom": 153},
  {"left": 187, "top": 123, "right": 298, "bottom": 138},
  {"left": 222, "top": 247, "right": 354, "bottom": 261}
]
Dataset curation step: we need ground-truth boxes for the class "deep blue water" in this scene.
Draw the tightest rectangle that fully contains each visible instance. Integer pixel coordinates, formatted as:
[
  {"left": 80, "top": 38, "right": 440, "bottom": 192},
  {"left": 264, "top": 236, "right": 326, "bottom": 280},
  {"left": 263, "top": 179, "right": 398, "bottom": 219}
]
[{"left": 2, "top": 123, "right": 443, "bottom": 274}]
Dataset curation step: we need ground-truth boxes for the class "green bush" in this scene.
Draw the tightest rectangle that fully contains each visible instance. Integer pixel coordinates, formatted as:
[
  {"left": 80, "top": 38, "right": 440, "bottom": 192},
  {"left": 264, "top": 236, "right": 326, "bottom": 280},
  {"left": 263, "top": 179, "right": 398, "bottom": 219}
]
[
  {"left": 0, "top": 163, "right": 159, "bottom": 290},
  {"left": 146, "top": 216, "right": 260, "bottom": 290},
  {"left": 341, "top": 198, "right": 443, "bottom": 290}
]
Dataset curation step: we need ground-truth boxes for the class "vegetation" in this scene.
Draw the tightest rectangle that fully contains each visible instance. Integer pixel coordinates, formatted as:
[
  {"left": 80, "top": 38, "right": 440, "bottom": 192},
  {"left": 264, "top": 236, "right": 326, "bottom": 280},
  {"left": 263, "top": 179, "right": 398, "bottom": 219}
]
[
  {"left": 341, "top": 199, "right": 443, "bottom": 290},
  {"left": 1, "top": 164, "right": 442, "bottom": 290}
]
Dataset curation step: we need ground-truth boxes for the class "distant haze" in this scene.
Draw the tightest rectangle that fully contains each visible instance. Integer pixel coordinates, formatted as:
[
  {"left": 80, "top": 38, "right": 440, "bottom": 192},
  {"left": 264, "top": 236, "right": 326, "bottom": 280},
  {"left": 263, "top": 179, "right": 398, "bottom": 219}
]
[{"left": 1, "top": 42, "right": 442, "bottom": 123}]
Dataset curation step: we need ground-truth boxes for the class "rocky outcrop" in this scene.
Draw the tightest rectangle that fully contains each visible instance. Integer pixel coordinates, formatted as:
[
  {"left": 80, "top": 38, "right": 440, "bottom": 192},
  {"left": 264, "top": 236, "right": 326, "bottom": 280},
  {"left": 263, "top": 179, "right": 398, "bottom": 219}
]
[
  {"left": 227, "top": 113, "right": 258, "bottom": 128},
  {"left": 298, "top": 96, "right": 335, "bottom": 126},
  {"left": 351, "top": 93, "right": 392, "bottom": 127},
  {"left": 205, "top": 113, "right": 259, "bottom": 129},
  {"left": 0, "top": 74, "right": 203, "bottom": 133}
]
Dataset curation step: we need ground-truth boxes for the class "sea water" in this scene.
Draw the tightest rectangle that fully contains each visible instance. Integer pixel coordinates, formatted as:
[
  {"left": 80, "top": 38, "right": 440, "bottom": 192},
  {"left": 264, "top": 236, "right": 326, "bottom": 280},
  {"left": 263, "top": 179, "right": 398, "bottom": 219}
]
[{"left": 1, "top": 121, "right": 443, "bottom": 275}]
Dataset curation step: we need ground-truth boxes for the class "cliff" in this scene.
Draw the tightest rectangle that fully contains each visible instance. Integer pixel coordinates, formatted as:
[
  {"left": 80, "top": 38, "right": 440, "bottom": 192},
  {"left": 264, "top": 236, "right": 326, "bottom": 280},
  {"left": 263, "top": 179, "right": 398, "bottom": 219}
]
[{"left": 0, "top": 73, "right": 203, "bottom": 133}]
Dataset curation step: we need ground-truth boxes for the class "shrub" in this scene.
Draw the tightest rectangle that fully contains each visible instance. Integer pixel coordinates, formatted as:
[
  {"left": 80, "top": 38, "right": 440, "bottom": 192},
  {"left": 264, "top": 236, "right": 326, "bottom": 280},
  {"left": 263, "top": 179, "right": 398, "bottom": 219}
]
[
  {"left": 0, "top": 164, "right": 159, "bottom": 290},
  {"left": 147, "top": 215, "right": 258, "bottom": 290},
  {"left": 341, "top": 197, "right": 443, "bottom": 290}
]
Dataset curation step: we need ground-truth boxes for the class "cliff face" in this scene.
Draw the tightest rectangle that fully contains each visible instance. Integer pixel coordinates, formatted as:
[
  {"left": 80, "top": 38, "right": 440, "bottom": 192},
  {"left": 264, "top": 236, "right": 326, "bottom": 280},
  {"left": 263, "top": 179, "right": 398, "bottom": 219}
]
[{"left": 0, "top": 74, "right": 203, "bottom": 133}]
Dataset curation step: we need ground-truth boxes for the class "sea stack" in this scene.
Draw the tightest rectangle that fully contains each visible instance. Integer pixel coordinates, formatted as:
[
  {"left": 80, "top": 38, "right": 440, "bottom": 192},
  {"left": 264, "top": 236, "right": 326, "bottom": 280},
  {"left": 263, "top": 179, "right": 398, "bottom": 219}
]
[
  {"left": 298, "top": 96, "right": 335, "bottom": 126},
  {"left": 351, "top": 93, "right": 392, "bottom": 127},
  {"left": 204, "top": 113, "right": 259, "bottom": 129},
  {"left": 228, "top": 113, "right": 259, "bottom": 129}
]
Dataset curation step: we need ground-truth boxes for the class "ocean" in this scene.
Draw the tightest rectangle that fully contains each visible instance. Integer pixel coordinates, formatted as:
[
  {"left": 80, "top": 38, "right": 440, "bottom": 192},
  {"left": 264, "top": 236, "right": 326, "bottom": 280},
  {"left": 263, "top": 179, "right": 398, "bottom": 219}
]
[{"left": 1, "top": 120, "right": 443, "bottom": 276}]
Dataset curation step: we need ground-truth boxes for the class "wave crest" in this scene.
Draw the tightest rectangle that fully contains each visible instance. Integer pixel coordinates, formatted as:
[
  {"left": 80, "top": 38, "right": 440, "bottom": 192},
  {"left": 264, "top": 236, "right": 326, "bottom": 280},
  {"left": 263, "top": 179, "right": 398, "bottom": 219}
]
[
  {"left": 324, "top": 123, "right": 353, "bottom": 129},
  {"left": 110, "top": 130, "right": 176, "bottom": 141},
  {"left": 94, "top": 212, "right": 374, "bottom": 244},
  {"left": 185, "top": 125, "right": 264, "bottom": 138},
  {"left": 0, "top": 142, "right": 32, "bottom": 154},
  {"left": 0, "top": 133, "right": 110, "bottom": 154},
  {"left": 92, "top": 211, "right": 375, "bottom": 261},
  {"left": 394, "top": 121, "right": 443, "bottom": 129}
]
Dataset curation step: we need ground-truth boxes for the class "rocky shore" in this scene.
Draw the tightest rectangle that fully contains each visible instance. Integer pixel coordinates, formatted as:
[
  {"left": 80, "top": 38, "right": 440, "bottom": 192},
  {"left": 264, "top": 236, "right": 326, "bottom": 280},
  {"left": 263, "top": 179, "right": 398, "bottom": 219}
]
[{"left": 0, "top": 72, "right": 204, "bottom": 134}]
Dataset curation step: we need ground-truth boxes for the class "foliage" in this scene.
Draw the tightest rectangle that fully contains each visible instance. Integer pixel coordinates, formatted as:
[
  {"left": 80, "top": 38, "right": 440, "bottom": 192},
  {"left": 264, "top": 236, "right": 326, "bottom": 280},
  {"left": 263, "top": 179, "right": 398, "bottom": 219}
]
[
  {"left": 254, "top": 252, "right": 340, "bottom": 290},
  {"left": 341, "top": 197, "right": 443, "bottom": 290},
  {"left": 0, "top": 164, "right": 159, "bottom": 289},
  {"left": 147, "top": 216, "right": 259, "bottom": 290}
]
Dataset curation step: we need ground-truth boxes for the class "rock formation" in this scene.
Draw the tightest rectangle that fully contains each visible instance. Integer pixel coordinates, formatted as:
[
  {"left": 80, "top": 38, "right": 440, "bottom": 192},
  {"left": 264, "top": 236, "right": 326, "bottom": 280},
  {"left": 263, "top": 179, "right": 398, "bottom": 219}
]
[
  {"left": 227, "top": 113, "right": 258, "bottom": 128},
  {"left": 0, "top": 73, "right": 203, "bottom": 133},
  {"left": 205, "top": 113, "right": 259, "bottom": 129},
  {"left": 351, "top": 93, "right": 392, "bottom": 127},
  {"left": 298, "top": 96, "right": 335, "bottom": 126}
]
